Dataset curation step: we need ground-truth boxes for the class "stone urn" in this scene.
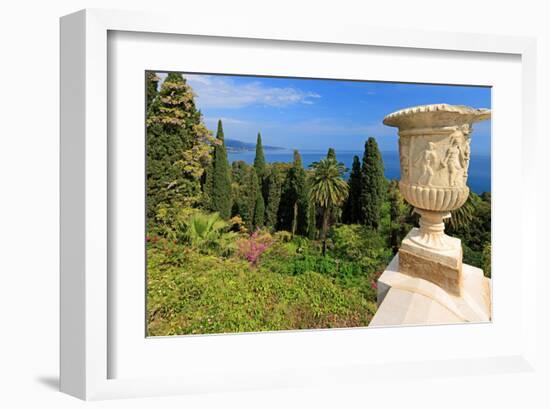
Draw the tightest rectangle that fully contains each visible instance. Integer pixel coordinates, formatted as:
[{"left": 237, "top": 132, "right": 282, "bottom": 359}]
[{"left": 383, "top": 104, "right": 491, "bottom": 296}]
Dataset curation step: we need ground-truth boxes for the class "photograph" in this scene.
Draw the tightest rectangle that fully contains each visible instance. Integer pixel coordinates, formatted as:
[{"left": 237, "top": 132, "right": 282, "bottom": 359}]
[{"left": 145, "top": 71, "right": 492, "bottom": 336}]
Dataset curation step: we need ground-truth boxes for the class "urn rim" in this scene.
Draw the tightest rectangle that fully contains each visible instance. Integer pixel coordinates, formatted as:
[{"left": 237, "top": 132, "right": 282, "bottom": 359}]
[{"left": 383, "top": 103, "right": 491, "bottom": 130}]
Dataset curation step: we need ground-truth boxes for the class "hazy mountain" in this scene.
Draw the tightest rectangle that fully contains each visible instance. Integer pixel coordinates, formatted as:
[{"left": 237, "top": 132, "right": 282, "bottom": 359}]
[{"left": 225, "top": 138, "right": 284, "bottom": 152}]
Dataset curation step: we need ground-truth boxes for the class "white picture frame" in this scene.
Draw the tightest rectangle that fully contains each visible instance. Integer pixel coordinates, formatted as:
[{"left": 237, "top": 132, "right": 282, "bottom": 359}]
[{"left": 60, "top": 8, "right": 539, "bottom": 401}]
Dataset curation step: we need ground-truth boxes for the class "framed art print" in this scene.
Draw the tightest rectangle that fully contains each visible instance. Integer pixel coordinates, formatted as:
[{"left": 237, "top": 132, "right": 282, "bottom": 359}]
[
  {"left": 60, "top": 9, "right": 538, "bottom": 400},
  {"left": 143, "top": 72, "right": 492, "bottom": 336}
]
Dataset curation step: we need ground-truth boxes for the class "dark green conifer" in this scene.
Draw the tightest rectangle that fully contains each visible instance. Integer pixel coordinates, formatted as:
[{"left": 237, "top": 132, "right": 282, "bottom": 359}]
[
  {"left": 253, "top": 185, "right": 265, "bottom": 228},
  {"left": 342, "top": 155, "right": 362, "bottom": 223},
  {"left": 231, "top": 160, "right": 249, "bottom": 185},
  {"left": 265, "top": 168, "right": 283, "bottom": 228},
  {"left": 241, "top": 167, "right": 260, "bottom": 230},
  {"left": 360, "top": 137, "right": 385, "bottom": 229},
  {"left": 146, "top": 73, "right": 204, "bottom": 219},
  {"left": 210, "top": 120, "right": 232, "bottom": 219},
  {"left": 253, "top": 132, "right": 266, "bottom": 180},
  {"left": 278, "top": 150, "right": 309, "bottom": 235}
]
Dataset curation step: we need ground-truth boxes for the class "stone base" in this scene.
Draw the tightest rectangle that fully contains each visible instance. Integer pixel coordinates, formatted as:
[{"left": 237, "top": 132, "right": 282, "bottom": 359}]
[
  {"left": 399, "top": 228, "right": 463, "bottom": 296},
  {"left": 369, "top": 254, "right": 491, "bottom": 327}
]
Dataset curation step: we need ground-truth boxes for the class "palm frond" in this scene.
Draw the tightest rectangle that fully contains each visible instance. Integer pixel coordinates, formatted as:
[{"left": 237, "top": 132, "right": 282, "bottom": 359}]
[
  {"left": 185, "top": 212, "right": 229, "bottom": 249},
  {"left": 449, "top": 192, "right": 479, "bottom": 230}
]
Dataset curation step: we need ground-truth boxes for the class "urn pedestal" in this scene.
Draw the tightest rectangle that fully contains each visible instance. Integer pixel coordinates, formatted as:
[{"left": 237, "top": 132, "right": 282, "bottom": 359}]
[{"left": 370, "top": 104, "right": 492, "bottom": 326}]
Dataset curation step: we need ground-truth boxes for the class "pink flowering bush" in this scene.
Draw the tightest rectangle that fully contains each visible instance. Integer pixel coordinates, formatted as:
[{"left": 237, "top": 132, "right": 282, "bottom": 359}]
[{"left": 236, "top": 230, "right": 273, "bottom": 266}]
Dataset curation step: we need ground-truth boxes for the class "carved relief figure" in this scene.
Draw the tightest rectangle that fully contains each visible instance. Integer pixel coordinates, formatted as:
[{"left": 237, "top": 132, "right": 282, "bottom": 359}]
[
  {"left": 441, "top": 137, "right": 465, "bottom": 186},
  {"left": 414, "top": 142, "right": 438, "bottom": 186},
  {"left": 460, "top": 126, "right": 472, "bottom": 185},
  {"left": 399, "top": 137, "right": 411, "bottom": 182}
]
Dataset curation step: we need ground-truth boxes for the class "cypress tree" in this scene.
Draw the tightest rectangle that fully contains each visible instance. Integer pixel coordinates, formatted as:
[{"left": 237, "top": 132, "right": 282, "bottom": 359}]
[
  {"left": 241, "top": 167, "right": 259, "bottom": 230},
  {"left": 278, "top": 150, "right": 308, "bottom": 235},
  {"left": 253, "top": 132, "right": 266, "bottom": 180},
  {"left": 146, "top": 73, "right": 205, "bottom": 219},
  {"left": 342, "top": 155, "right": 362, "bottom": 223},
  {"left": 323, "top": 148, "right": 346, "bottom": 226},
  {"left": 231, "top": 160, "right": 248, "bottom": 185},
  {"left": 210, "top": 120, "right": 233, "bottom": 219},
  {"left": 228, "top": 161, "right": 248, "bottom": 218},
  {"left": 297, "top": 171, "right": 310, "bottom": 236},
  {"left": 278, "top": 161, "right": 298, "bottom": 232},
  {"left": 360, "top": 137, "right": 385, "bottom": 229},
  {"left": 265, "top": 168, "right": 283, "bottom": 228},
  {"left": 253, "top": 185, "right": 265, "bottom": 228}
]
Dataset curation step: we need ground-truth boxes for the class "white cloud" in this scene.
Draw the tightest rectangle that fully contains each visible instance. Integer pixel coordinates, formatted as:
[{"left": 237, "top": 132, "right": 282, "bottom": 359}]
[
  {"left": 203, "top": 116, "right": 248, "bottom": 126},
  {"left": 184, "top": 74, "right": 321, "bottom": 108}
]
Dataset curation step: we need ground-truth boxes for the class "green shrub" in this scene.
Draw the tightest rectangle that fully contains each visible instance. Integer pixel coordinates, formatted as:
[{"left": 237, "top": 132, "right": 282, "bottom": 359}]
[
  {"left": 330, "top": 224, "right": 392, "bottom": 272},
  {"left": 152, "top": 205, "right": 199, "bottom": 241},
  {"left": 147, "top": 247, "right": 376, "bottom": 336},
  {"left": 183, "top": 211, "right": 239, "bottom": 256},
  {"left": 273, "top": 230, "right": 292, "bottom": 243}
]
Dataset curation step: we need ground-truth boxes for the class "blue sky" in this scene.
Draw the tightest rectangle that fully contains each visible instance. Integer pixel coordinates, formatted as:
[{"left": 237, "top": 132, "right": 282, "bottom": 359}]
[{"left": 157, "top": 72, "right": 491, "bottom": 155}]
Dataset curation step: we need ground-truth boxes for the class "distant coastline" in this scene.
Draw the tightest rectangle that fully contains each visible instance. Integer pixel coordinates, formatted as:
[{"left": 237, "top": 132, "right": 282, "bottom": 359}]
[
  {"left": 225, "top": 138, "right": 284, "bottom": 152},
  {"left": 227, "top": 149, "right": 491, "bottom": 194}
]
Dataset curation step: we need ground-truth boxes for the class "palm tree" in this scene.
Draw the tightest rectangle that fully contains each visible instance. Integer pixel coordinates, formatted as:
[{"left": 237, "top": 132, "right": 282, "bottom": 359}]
[
  {"left": 404, "top": 191, "right": 477, "bottom": 235},
  {"left": 184, "top": 212, "right": 230, "bottom": 252},
  {"left": 449, "top": 192, "right": 479, "bottom": 230},
  {"left": 309, "top": 158, "right": 349, "bottom": 255}
]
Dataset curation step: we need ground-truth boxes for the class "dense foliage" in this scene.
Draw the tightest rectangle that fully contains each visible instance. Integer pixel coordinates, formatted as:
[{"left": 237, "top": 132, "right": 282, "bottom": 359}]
[
  {"left": 146, "top": 72, "right": 213, "bottom": 224},
  {"left": 448, "top": 191, "right": 492, "bottom": 277},
  {"left": 265, "top": 167, "right": 283, "bottom": 228},
  {"left": 147, "top": 241, "right": 377, "bottom": 335},
  {"left": 146, "top": 72, "right": 159, "bottom": 108},
  {"left": 278, "top": 151, "right": 309, "bottom": 236},
  {"left": 145, "top": 72, "right": 492, "bottom": 335}
]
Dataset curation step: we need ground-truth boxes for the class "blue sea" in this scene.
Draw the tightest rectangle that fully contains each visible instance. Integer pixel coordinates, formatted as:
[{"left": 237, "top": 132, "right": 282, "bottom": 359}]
[{"left": 228, "top": 150, "right": 491, "bottom": 194}]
